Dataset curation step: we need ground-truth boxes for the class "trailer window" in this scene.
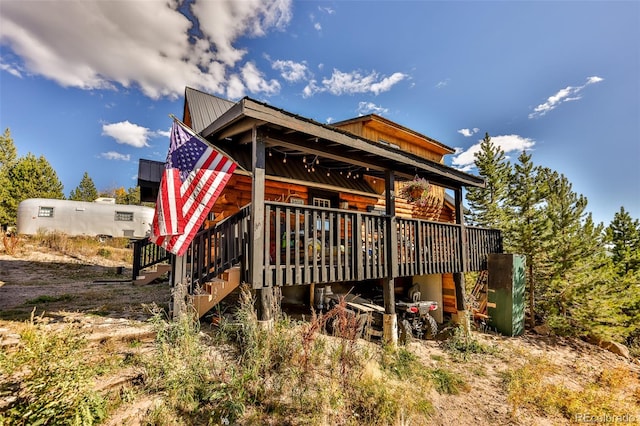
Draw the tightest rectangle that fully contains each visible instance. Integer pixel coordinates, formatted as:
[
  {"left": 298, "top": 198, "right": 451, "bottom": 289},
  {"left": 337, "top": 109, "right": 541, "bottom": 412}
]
[
  {"left": 115, "top": 211, "right": 134, "bottom": 221},
  {"left": 38, "top": 207, "right": 54, "bottom": 217}
]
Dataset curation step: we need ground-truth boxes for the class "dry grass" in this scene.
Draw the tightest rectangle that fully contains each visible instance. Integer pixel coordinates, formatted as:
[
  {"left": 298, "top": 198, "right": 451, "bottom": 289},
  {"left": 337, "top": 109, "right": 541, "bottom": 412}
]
[{"left": 502, "top": 354, "right": 640, "bottom": 422}]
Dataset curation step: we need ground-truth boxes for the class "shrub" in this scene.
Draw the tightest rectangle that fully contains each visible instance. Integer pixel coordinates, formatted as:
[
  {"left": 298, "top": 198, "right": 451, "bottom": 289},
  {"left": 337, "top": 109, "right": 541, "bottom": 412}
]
[{"left": 0, "top": 313, "right": 108, "bottom": 425}]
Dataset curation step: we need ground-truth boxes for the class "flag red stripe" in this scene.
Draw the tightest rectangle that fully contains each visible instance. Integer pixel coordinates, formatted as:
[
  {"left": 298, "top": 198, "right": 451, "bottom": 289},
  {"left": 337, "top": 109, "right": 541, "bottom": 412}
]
[{"left": 150, "top": 121, "right": 237, "bottom": 256}]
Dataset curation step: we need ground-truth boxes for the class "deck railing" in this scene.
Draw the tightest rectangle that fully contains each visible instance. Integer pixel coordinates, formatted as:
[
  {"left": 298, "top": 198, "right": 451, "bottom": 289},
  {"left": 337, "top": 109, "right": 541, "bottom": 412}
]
[
  {"left": 133, "top": 202, "right": 502, "bottom": 290},
  {"left": 188, "top": 204, "right": 251, "bottom": 292},
  {"left": 265, "top": 202, "right": 388, "bottom": 286},
  {"left": 467, "top": 226, "right": 504, "bottom": 271},
  {"left": 131, "top": 237, "right": 170, "bottom": 281},
  {"left": 263, "top": 201, "right": 502, "bottom": 287}
]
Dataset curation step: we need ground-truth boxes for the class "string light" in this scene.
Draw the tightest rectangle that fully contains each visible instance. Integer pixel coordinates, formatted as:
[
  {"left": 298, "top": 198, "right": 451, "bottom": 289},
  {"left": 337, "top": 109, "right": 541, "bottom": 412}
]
[{"left": 267, "top": 147, "right": 371, "bottom": 180}]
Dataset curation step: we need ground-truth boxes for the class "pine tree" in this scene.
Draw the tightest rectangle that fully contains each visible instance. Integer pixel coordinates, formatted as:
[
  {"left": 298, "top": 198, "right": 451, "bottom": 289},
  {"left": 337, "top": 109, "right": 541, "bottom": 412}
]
[
  {"left": 504, "top": 152, "right": 551, "bottom": 328},
  {"left": 544, "top": 171, "right": 592, "bottom": 279},
  {"left": 125, "top": 186, "right": 141, "bottom": 205},
  {"left": 69, "top": 172, "right": 98, "bottom": 201},
  {"left": 465, "top": 133, "right": 511, "bottom": 228},
  {"left": 0, "top": 128, "right": 17, "bottom": 171},
  {"left": 0, "top": 128, "right": 18, "bottom": 226},
  {"left": 4, "top": 153, "right": 65, "bottom": 225},
  {"left": 606, "top": 206, "right": 640, "bottom": 275},
  {"left": 541, "top": 171, "right": 606, "bottom": 326}
]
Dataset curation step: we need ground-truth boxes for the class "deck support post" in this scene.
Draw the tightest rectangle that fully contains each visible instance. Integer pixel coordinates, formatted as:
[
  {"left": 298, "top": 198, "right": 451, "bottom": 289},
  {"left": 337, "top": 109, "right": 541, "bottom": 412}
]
[
  {"left": 250, "top": 125, "right": 274, "bottom": 323},
  {"left": 454, "top": 187, "right": 471, "bottom": 334},
  {"left": 170, "top": 253, "right": 189, "bottom": 320},
  {"left": 383, "top": 170, "right": 398, "bottom": 347},
  {"left": 257, "top": 287, "right": 275, "bottom": 326}
]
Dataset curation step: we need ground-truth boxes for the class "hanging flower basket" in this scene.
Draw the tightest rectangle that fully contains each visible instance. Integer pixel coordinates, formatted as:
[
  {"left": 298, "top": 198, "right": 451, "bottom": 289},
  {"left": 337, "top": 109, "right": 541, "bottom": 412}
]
[{"left": 399, "top": 177, "right": 434, "bottom": 208}]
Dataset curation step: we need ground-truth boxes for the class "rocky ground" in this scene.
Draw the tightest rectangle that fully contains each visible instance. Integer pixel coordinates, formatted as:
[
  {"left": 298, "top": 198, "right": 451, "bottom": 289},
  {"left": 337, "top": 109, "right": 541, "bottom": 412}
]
[{"left": 1, "top": 241, "right": 638, "bottom": 425}]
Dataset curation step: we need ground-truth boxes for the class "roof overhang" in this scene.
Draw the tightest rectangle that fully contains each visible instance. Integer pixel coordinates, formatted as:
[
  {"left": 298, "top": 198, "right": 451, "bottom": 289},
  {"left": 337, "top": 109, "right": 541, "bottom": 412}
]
[{"left": 200, "top": 97, "right": 484, "bottom": 190}]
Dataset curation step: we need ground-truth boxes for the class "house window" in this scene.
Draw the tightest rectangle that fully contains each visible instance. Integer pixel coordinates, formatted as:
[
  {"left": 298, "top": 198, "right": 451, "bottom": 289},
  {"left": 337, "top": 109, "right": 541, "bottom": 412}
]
[
  {"left": 115, "top": 211, "right": 134, "bottom": 221},
  {"left": 313, "top": 198, "right": 331, "bottom": 208},
  {"left": 38, "top": 207, "right": 54, "bottom": 217}
]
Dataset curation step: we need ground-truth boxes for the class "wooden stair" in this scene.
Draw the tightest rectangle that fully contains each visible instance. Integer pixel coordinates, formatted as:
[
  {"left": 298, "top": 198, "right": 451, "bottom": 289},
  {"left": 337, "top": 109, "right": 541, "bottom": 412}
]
[
  {"left": 190, "top": 266, "right": 241, "bottom": 319},
  {"left": 133, "top": 263, "right": 171, "bottom": 286},
  {"left": 471, "top": 270, "right": 495, "bottom": 321}
]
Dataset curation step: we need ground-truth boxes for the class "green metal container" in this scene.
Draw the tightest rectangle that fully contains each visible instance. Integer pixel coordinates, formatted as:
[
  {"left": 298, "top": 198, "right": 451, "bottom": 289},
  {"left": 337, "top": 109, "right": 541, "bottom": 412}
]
[{"left": 487, "top": 254, "right": 526, "bottom": 336}]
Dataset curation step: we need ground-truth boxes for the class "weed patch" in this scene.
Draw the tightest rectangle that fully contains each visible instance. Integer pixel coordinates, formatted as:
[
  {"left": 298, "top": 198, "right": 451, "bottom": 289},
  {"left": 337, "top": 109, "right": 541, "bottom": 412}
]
[
  {"left": 0, "top": 312, "right": 116, "bottom": 425},
  {"left": 502, "top": 355, "right": 640, "bottom": 420},
  {"left": 441, "top": 325, "right": 496, "bottom": 361}
]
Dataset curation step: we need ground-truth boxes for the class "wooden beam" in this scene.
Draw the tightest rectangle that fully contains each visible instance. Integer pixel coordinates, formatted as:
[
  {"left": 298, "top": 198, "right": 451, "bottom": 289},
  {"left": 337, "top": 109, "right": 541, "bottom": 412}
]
[
  {"left": 171, "top": 254, "right": 189, "bottom": 320},
  {"left": 384, "top": 170, "right": 397, "bottom": 314},
  {"left": 453, "top": 187, "right": 470, "bottom": 332},
  {"left": 250, "top": 125, "right": 266, "bottom": 291},
  {"left": 383, "top": 170, "right": 398, "bottom": 347}
]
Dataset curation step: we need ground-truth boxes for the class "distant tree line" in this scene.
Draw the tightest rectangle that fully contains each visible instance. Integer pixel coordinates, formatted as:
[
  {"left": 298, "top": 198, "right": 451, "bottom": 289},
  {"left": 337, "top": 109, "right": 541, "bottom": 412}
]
[
  {"left": 466, "top": 133, "right": 640, "bottom": 349},
  {"left": 0, "top": 128, "right": 144, "bottom": 228}
]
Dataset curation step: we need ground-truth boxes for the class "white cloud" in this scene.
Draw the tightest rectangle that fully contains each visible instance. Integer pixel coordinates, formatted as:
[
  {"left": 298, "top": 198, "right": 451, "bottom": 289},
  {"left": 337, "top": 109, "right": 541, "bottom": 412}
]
[
  {"left": 314, "top": 22, "right": 322, "bottom": 31},
  {"left": 0, "top": 0, "right": 292, "bottom": 99},
  {"left": 458, "top": 128, "right": 479, "bottom": 137},
  {"left": 357, "top": 102, "right": 389, "bottom": 116},
  {"left": 451, "top": 134, "right": 535, "bottom": 172},
  {"left": 156, "top": 128, "right": 171, "bottom": 138},
  {"left": 436, "top": 78, "right": 450, "bottom": 89},
  {"left": 529, "top": 76, "right": 604, "bottom": 119},
  {"left": 102, "top": 121, "right": 151, "bottom": 148},
  {"left": 226, "top": 74, "right": 246, "bottom": 99},
  {"left": 241, "top": 61, "right": 280, "bottom": 95},
  {"left": 99, "top": 151, "right": 130, "bottom": 161},
  {"left": 0, "top": 60, "right": 22, "bottom": 78},
  {"left": 318, "top": 6, "right": 335, "bottom": 15},
  {"left": 305, "top": 69, "right": 406, "bottom": 97},
  {"left": 370, "top": 72, "right": 407, "bottom": 95},
  {"left": 272, "top": 59, "right": 310, "bottom": 83},
  {"left": 302, "top": 79, "right": 321, "bottom": 98}
]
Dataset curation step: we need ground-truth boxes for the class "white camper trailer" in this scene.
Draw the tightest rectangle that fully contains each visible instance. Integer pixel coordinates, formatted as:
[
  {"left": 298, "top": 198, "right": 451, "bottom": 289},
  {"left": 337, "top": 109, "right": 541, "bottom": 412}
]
[{"left": 17, "top": 198, "right": 155, "bottom": 239}]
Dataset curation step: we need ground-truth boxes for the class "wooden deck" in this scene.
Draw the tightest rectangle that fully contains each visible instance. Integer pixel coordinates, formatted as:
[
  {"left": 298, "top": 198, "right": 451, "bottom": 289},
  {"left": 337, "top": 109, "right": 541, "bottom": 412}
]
[{"left": 131, "top": 202, "right": 503, "bottom": 294}]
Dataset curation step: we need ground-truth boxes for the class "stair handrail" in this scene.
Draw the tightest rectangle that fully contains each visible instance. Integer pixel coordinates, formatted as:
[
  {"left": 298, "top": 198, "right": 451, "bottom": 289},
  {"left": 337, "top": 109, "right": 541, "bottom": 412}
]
[
  {"left": 188, "top": 204, "right": 251, "bottom": 291},
  {"left": 131, "top": 236, "right": 171, "bottom": 281}
]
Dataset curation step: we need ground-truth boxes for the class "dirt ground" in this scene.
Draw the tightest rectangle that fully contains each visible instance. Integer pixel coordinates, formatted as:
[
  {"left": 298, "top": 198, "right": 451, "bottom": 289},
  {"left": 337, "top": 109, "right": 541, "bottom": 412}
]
[
  {"left": 0, "top": 247, "right": 171, "bottom": 321},
  {"left": 1, "top": 243, "right": 639, "bottom": 425}
]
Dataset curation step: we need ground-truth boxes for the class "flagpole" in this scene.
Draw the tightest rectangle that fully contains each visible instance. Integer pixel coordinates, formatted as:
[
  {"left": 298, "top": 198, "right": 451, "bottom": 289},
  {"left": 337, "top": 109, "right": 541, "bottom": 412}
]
[{"left": 167, "top": 114, "right": 246, "bottom": 171}]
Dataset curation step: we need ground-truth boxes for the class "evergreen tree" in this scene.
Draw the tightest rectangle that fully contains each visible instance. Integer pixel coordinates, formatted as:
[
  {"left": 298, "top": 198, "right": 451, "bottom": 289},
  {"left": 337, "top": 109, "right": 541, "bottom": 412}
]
[
  {"left": 542, "top": 171, "right": 606, "bottom": 327},
  {"left": 0, "top": 128, "right": 17, "bottom": 171},
  {"left": 69, "top": 172, "right": 98, "bottom": 202},
  {"left": 4, "top": 153, "right": 65, "bottom": 225},
  {"left": 504, "top": 152, "right": 551, "bottom": 328},
  {"left": 544, "top": 171, "right": 593, "bottom": 279},
  {"left": 465, "top": 133, "right": 511, "bottom": 228},
  {"left": 124, "top": 186, "right": 141, "bottom": 205},
  {"left": 605, "top": 206, "right": 640, "bottom": 275},
  {"left": 0, "top": 128, "right": 18, "bottom": 226}
]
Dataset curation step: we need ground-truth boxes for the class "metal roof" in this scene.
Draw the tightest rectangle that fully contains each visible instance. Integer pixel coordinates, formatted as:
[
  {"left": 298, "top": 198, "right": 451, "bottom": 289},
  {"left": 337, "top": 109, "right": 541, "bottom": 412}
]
[{"left": 184, "top": 87, "right": 235, "bottom": 133}]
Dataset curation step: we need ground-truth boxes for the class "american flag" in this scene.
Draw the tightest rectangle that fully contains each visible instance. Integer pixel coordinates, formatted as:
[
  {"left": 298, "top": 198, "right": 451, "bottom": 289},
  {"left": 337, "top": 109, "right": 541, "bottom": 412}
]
[{"left": 149, "top": 120, "right": 236, "bottom": 256}]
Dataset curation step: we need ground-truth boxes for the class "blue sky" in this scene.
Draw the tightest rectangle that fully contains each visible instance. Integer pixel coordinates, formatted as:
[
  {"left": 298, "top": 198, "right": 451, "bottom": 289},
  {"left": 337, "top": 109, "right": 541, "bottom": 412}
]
[{"left": 0, "top": 0, "right": 638, "bottom": 226}]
